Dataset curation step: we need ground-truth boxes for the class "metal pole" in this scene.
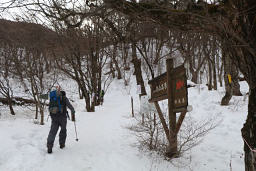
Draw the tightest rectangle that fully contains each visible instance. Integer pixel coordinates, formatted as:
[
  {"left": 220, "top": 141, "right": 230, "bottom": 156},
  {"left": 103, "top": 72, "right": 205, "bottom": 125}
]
[{"left": 74, "top": 121, "right": 79, "bottom": 141}]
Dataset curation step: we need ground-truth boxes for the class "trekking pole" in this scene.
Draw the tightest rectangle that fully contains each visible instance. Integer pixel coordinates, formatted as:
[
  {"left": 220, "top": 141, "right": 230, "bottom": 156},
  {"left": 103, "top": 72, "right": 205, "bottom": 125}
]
[
  {"left": 74, "top": 121, "right": 79, "bottom": 141},
  {"left": 66, "top": 111, "right": 70, "bottom": 120}
]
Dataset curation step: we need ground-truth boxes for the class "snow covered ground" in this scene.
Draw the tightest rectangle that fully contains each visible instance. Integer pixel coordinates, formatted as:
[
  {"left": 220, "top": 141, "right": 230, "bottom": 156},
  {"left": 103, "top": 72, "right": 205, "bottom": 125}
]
[{"left": 0, "top": 79, "right": 248, "bottom": 171}]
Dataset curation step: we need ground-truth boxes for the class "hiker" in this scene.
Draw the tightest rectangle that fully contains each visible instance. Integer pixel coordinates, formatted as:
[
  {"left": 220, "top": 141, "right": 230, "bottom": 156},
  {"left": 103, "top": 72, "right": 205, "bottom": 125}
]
[
  {"left": 47, "top": 86, "right": 75, "bottom": 154},
  {"left": 99, "top": 89, "right": 105, "bottom": 105}
]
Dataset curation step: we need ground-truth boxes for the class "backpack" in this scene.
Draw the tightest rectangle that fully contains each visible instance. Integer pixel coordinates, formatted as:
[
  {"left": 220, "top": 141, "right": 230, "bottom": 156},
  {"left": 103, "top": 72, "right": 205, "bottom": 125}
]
[{"left": 49, "top": 90, "right": 62, "bottom": 114}]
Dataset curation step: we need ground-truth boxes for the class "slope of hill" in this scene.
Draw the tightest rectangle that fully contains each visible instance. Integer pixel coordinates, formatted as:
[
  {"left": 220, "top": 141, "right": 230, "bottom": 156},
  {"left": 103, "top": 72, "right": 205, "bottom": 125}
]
[{"left": 0, "top": 78, "right": 248, "bottom": 171}]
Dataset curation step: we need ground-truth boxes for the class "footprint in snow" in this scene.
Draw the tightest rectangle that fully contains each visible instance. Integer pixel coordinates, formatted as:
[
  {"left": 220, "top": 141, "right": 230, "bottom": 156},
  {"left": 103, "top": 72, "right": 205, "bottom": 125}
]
[
  {"left": 11, "top": 134, "right": 25, "bottom": 140},
  {"left": 207, "top": 158, "right": 214, "bottom": 162}
]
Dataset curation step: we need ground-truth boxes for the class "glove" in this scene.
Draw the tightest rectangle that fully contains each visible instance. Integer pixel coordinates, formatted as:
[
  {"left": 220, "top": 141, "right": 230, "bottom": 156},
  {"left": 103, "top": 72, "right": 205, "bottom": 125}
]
[{"left": 71, "top": 113, "right": 75, "bottom": 122}]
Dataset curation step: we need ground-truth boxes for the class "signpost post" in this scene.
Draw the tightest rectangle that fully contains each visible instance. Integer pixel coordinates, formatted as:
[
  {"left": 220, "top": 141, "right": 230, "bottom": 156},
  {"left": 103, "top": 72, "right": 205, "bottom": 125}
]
[
  {"left": 148, "top": 58, "right": 188, "bottom": 158},
  {"left": 166, "top": 58, "right": 177, "bottom": 157}
]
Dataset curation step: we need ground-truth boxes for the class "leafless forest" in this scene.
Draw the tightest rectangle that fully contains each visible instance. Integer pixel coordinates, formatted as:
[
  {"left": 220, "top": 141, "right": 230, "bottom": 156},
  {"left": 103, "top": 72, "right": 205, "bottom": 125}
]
[{"left": 0, "top": 0, "right": 255, "bottom": 170}]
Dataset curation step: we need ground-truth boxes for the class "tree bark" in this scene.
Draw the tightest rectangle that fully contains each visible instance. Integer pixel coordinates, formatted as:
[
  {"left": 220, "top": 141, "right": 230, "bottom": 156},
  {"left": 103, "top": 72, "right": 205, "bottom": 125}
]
[
  {"left": 191, "top": 70, "right": 198, "bottom": 84},
  {"left": 8, "top": 98, "right": 15, "bottom": 115},
  {"left": 241, "top": 87, "right": 256, "bottom": 171},
  {"left": 218, "top": 62, "right": 224, "bottom": 87},
  {"left": 212, "top": 55, "right": 217, "bottom": 90},
  {"left": 104, "top": 0, "right": 256, "bottom": 169},
  {"left": 85, "top": 94, "right": 94, "bottom": 112},
  {"left": 221, "top": 50, "right": 232, "bottom": 105},
  {"left": 232, "top": 67, "right": 243, "bottom": 96},
  {"left": 221, "top": 50, "right": 242, "bottom": 105},
  {"left": 79, "top": 86, "right": 83, "bottom": 99},
  {"left": 112, "top": 44, "right": 122, "bottom": 79},
  {"left": 109, "top": 60, "right": 115, "bottom": 78},
  {"left": 188, "top": 48, "right": 198, "bottom": 84},
  {"left": 208, "top": 59, "right": 213, "bottom": 91},
  {"left": 40, "top": 106, "right": 44, "bottom": 125},
  {"left": 131, "top": 41, "right": 147, "bottom": 96}
]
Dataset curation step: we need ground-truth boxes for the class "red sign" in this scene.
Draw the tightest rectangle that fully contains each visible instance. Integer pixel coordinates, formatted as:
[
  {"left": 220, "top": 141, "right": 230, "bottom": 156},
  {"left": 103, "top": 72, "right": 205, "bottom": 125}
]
[{"left": 176, "top": 80, "right": 184, "bottom": 90}]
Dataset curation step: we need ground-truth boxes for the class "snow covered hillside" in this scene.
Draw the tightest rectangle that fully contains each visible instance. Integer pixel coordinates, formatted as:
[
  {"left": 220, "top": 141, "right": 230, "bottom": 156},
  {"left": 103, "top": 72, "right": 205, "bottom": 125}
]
[{"left": 0, "top": 79, "right": 248, "bottom": 171}]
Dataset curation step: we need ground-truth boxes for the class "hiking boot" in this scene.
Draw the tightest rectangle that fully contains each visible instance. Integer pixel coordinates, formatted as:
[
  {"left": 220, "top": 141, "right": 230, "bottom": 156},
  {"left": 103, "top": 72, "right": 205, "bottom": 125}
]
[
  {"left": 60, "top": 144, "right": 65, "bottom": 149},
  {"left": 47, "top": 144, "right": 53, "bottom": 154},
  {"left": 47, "top": 147, "right": 52, "bottom": 154}
]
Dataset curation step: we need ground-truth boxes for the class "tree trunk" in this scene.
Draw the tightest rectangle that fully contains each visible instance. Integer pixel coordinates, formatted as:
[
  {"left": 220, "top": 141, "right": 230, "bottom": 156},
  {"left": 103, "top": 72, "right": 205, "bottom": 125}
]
[
  {"left": 104, "top": 0, "right": 256, "bottom": 169},
  {"left": 80, "top": 86, "right": 93, "bottom": 112},
  {"left": 221, "top": 50, "right": 242, "bottom": 105},
  {"left": 219, "top": 62, "right": 224, "bottom": 87},
  {"left": 189, "top": 58, "right": 198, "bottom": 84},
  {"left": 112, "top": 44, "right": 122, "bottom": 79},
  {"left": 212, "top": 56, "right": 217, "bottom": 90},
  {"left": 8, "top": 98, "right": 15, "bottom": 115},
  {"left": 217, "top": 50, "right": 223, "bottom": 87},
  {"left": 85, "top": 95, "right": 94, "bottom": 112},
  {"left": 91, "top": 49, "right": 98, "bottom": 106},
  {"left": 122, "top": 42, "right": 130, "bottom": 71},
  {"left": 221, "top": 51, "right": 232, "bottom": 105},
  {"left": 79, "top": 86, "right": 83, "bottom": 99},
  {"left": 96, "top": 66, "right": 102, "bottom": 106},
  {"left": 232, "top": 67, "right": 242, "bottom": 96},
  {"left": 35, "top": 104, "right": 39, "bottom": 120},
  {"left": 208, "top": 60, "right": 213, "bottom": 90},
  {"left": 110, "top": 60, "right": 115, "bottom": 78},
  {"left": 91, "top": 96, "right": 96, "bottom": 112},
  {"left": 131, "top": 41, "right": 147, "bottom": 96},
  {"left": 40, "top": 105, "right": 44, "bottom": 125},
  {"left": 113, "top": 57, "right": 122, "bottom": 79},
  {"left": 191, "top": 72, "right": 198, "bottom": 84},
  {"left": 241, "top": 87, "right": 256, "bottom": 171}
]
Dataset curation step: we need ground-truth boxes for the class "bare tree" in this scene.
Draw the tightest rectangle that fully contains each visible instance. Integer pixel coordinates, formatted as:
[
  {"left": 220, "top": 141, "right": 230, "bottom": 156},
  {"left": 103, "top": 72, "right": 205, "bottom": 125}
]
[
  {"left": 129, "top": 101, "right": 219, "bottom": 156},
  {"left": 53, "top": 21, "right": 111, "bottom": 111},
  {"left": 0, "top": 43, "right": 15, "bottom": 115},
  {"left": 103, "top": 1, "right": 256, "bottom": 169},
  {"left": 2, "top": 0, "right": 256, "bottom": 169},
  {"left": 11, "top": 47, "right": 57, "bottom": 124},
  {"left": 178, "top": 33, "right": 207, "bottom": 84},
  {"left": 221, "top": 47, "right": 242, "bottom": 105},
  {"left": 0, "top": 19, "right": 58, "bottom": 124}
]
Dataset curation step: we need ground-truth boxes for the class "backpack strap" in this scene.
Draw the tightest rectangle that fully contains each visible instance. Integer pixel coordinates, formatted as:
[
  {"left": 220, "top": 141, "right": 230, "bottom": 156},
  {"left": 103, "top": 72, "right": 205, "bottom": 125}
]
[
  {"left": 60, "top": 91, "right": 67, "bottom": 115},
  {"left": 57, "top": 94, "right": 61, "bottom": 113}
]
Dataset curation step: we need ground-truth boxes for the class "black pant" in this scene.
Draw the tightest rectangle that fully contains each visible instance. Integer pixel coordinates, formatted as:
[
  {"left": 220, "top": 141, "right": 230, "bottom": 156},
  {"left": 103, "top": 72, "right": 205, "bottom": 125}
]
[{"left": 47, "top": 115, "right": 67, "bottom": 148}]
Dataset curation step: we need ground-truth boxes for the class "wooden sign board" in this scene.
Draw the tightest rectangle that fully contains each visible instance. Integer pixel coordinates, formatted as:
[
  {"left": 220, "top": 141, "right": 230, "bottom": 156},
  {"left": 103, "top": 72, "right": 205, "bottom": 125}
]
[
  {"left": 148, "top": 65, "right": 188, "bottom": 112},
  {"left": 172, "top": 65, "right": 188, "bottom": 112},
  {"left": 148, "top": 72, "right": 167, "bottom": 102}
]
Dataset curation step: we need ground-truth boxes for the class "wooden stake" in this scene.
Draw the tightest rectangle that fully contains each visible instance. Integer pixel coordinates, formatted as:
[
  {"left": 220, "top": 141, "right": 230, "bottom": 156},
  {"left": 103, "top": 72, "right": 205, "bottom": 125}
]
[
  {"left": 175, "top": 111, "right": 187, "bottom": 134},
  {"left": 154, "top": 101, "right": 171, "bottom": 145},
  {"left": 142, "top": 113, "right": 144, "bottom": 125}
]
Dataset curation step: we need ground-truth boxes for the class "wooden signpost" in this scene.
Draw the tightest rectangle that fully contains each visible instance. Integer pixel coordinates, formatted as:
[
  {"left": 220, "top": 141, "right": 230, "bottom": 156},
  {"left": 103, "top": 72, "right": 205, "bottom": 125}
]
[
  {"left": 148, "top": 58, "right": 188, "bottom": 158},
  {"left": 148, "top": 72, "right": 167, "bottom": 102}
]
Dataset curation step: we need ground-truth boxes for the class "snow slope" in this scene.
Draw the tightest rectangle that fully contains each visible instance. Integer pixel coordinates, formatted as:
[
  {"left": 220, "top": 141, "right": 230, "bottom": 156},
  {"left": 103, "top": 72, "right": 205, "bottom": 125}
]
[{"left": 0, "top": 80, "right": 248, "bottom": 171}]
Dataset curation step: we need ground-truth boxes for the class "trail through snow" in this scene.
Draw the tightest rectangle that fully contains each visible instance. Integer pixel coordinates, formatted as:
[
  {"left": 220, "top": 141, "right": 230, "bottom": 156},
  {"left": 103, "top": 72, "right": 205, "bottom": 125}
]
[{"left": 0, "top": 80, "right": 248, "bottom": 171}]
